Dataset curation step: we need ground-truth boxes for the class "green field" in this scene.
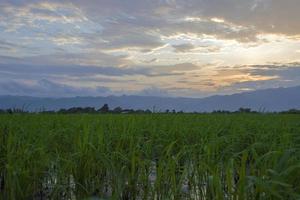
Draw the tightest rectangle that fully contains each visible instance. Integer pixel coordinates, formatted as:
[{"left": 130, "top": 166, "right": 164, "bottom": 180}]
[{"left": 0, "top": 114, "right": 300, "bottom": 199}]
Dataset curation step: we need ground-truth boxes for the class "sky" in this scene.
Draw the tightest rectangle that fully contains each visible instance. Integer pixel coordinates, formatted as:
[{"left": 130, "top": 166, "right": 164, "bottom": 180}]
[{"left": 0, "top": 0, "right": 300, "bottom": 97}]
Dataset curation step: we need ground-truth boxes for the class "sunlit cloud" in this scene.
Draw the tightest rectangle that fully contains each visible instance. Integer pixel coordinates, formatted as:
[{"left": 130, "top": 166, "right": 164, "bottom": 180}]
[
  {"left": 210, "top": 18, "right": 225, "bottom": 23},
  {"left": 0, "top": 0, "right": 300, "bottom": 97}
]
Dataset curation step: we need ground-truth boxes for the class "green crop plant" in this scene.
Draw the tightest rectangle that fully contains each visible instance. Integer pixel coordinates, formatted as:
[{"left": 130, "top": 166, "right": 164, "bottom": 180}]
[{"left": 0, "top": 114, "right": 300, "bottom": 199}]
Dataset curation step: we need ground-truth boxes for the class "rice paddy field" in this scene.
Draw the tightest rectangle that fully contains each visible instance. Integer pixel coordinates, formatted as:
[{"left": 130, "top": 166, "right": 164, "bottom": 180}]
[{"left": 1, "top": 114, "right": 300, "bottom": 200}]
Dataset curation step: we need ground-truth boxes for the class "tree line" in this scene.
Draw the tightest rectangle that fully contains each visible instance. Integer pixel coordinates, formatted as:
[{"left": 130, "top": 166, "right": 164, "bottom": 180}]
[{"left": 0, "top": 104, "right": 300, "bottom": 114}]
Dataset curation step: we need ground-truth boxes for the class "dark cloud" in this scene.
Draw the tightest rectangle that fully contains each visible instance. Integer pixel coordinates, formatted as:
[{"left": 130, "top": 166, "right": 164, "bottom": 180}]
[
  {"left": 0, "top": 40, "right": 37, "bottom": 52},
  {"left": 223, "top": 63, "right": 300, "bottom": 91},
  {"left": 0, "top": 40, "right": 16, "bottom": 50},
  {"left": 0, "top": 62, "right": 196, "bottom": 80},
  {"left": 1, "top": 62, "right": 300, "bottom": 97},
  {"left": 180, "top": 0, "right": 300, "bottom": 36},
  {"left": 172, "top": 43, "right": 221, "bottom": 53},
  {"left": 248, "top": 65, "right": 300, "bottom": 89},
  {"left": 0, "top": 54, "right": 198, "bottom": 79},
  {"left": 142, "top": 63, "right": 199, "bottom": 77},
  {"left": 2, "top": 0, "right": 300, "bottom": 51},
  {"left": 0, "top": 52, "right": 133, "bottom": 67},
  {"left": 0, "top": 63, "right": 150, "bottom": 77},
  {"left": 0, "top": 0, "right": 299, "bottom": 97},
  {"left": 0, "top": 79, "right": 112, "bottom": 97},
  {"left": 172, "top": 43, "right": 195, "bottom": 52},
  {"left": 142, "top": 58, "right": 158, "bottom": 64},
  {"left": 249, "top": 65, "right": 300, "bottom": 80},
  {"left": 69, "top": 0, "right": 298, "bottom": 44}
]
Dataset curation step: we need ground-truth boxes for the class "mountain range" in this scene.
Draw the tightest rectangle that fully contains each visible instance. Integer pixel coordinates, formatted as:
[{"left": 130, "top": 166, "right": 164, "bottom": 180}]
[{"left": 1, "top": 86, "right": 300, "bottom": 112}]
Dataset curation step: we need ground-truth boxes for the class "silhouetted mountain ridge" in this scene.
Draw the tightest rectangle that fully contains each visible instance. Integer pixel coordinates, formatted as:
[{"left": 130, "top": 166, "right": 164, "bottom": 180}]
[{"left": 1, "top": 85, "right": 300, "bottom": 112}]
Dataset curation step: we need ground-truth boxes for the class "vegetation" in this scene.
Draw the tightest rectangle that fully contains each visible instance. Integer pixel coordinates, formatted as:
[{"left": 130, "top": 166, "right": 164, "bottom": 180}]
[
  {"left": 1, "top": 104, "right": 300, "bottom": 114},
  {"left": 0, "top": 114, "right": 300, "bottom": 199}
]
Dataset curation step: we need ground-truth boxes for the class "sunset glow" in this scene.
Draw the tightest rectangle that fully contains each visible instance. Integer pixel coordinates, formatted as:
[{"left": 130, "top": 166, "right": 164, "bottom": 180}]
[{"left": 0, "top": 0, "right": 299, "bottom": 97}]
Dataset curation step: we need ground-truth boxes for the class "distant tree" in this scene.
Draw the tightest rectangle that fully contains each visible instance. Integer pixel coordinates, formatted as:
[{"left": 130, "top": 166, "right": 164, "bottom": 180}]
[
  {"left": 282, "top": 109, "right": 300, "bottom": 114},
  {"left": 165, "top": 109, "right": 170, "bottom": 113},
  {"left": 113, "top": 106, "right": 123, "bottom": 113},
  {"left": 172, "top": 109, "right": 176, "bottom": 114},
  {"left": 83, "top": 107, "right": 96, "bottom": 113},
  {"left": 121, "top": 109, "right": 135, "bottom": 114},
  {"left": 152, "top": 106, "right": 156, "bottom": 113},
  {"left": 98, "top": 104, "right": 109, "bottom": 113},
  {"left": 145, "top": 109, "right": 152, "bottom": 114},
  {"left": 238, "top": 107, "right": 252, "bottom": 113},
  {"left": 213, "top": 110, "right": 231, "bottom": 114},
  {"left": 58, "top": 109, "right": 67, "bottom": 114},
  {"left": 135, "top": 109, "right": 145, "bottom": 114},
  {"left": 40, "top": 110, "right": 56, "bottom": 114},
  {"left": 67, "top": 107, "right": 81, "bottom": 113},
  {"left": 7, "top": 109, "right": 13, "bottom": 114}
]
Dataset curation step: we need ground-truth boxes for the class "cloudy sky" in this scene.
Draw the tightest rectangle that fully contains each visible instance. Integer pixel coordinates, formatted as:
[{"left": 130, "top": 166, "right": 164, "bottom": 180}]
[{"left": 0, "top": 0, "right": 300, "bottom": 97}]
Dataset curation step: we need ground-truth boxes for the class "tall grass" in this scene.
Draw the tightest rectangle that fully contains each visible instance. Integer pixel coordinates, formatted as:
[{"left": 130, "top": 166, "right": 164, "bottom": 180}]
[{"left": 0, "top": 114, "right": 300, "bottom": 199}]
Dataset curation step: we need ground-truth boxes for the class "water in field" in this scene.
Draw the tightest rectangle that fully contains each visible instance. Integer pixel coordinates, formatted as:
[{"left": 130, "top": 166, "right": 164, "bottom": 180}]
[{"left": 1, "top": 114, "right": 300, "bottom": 199}]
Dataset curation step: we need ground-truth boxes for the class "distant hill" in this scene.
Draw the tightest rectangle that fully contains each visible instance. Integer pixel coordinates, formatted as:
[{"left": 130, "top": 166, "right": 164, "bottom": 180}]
[{"left": 1, "top": 86, "right": 300, "bottom": 112}]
